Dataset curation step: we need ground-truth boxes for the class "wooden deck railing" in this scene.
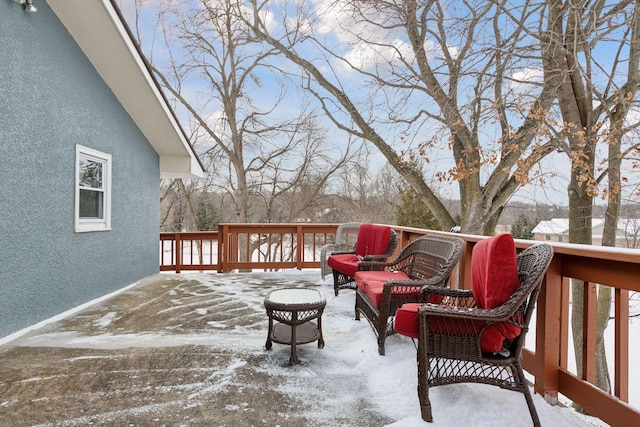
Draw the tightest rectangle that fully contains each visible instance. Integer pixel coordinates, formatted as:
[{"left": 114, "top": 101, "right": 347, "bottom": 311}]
[
  {"left": 160, "top": 224, "right": 335, "bottom": 272},
  {"left": 160, "top": 223, "right": 640, "bottom": 426},
  {"left": 160, "top": 231, "right": 219, "bottom": 271}
]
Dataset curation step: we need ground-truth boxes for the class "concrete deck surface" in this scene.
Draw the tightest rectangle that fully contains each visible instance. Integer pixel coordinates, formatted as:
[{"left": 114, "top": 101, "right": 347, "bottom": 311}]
[
  {"left": 0, "top": 271, "right": 596, "bottom": 427},
  {"left": 0, "top": 272, "right": 394, "bottom": 426}
]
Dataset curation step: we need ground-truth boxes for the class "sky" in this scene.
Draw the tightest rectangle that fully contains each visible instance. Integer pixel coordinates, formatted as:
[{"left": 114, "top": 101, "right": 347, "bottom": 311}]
[{"left": 115, "top": 0, "right": 640, "bottom": 208}]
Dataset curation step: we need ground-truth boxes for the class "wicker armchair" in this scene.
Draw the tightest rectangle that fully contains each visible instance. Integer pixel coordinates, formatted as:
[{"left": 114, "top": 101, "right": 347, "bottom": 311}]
[
  {"left": 320, "top": 222, "right": 360, "bottom": 280},
  {"left": 354, "top": 235, "right": 464, "bottom": 355},
  {"left": 412, "top": 242, "right": 553, "bottom": 426},
  {"left": 327, "top": 224, "right": 398, "bottom": 296}
]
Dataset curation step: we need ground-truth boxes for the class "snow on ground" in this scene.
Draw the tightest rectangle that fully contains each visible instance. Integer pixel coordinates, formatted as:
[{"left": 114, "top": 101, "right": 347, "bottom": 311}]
[
  {"left": 0, "top": 269, "right": 613, "bottom": 426},
  {"left": 305, "top": 271, "right": 599, "bottom": 427},
  {"left": 184, "top": 270, "right": 604, "bottom": 426}
]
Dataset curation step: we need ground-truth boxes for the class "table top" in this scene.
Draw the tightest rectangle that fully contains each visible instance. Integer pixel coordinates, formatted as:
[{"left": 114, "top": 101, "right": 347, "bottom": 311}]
[{"left": 265, "top": 288, "right": 325, "bottom": 306}]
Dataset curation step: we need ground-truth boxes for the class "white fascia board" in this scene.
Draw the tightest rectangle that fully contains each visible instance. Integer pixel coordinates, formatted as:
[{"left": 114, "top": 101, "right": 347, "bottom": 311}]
[
  {"left": 160, "top": 155, "right": 205, "bottom": 179},
  {"left": 47, "top": 0, "right": 204, "bottom": 178}
]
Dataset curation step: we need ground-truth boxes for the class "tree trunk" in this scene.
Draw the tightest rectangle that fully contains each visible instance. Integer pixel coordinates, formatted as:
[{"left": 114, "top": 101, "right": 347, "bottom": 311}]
[
  {"left": 541, "top": 0, "right": 640, "bottom": 408},
  {"left": 177, "top": 179, "right": 197, "bottom": 232}
]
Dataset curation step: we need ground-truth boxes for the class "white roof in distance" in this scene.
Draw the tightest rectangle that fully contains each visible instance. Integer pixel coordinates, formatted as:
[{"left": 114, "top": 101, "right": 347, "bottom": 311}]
[
  {"left": 531, "top": 218, "right": 638, "bottom": 236},
  {"left": 531, "top": 218, "right": 570, "bottom": 235}
]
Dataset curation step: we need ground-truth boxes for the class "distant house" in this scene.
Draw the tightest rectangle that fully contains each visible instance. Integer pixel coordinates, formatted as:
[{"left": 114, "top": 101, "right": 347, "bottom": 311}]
[
  {"left": 0, "top": 0, "right": 204, "bottom": 337},
  {"left": 531, "top": 218, "right": 571, "bottom": 243},
  {"left": 532, "top": 218, "right": 640, "bottom": 248}
]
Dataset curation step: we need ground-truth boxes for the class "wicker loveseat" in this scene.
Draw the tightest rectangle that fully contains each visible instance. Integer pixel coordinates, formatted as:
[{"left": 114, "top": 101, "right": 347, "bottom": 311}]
[
  {"left": 353, "top": 235, "right": 464, "bottom": 355},
  {"left": 395, "top": 235, "right": 553, "bottom": 425}
]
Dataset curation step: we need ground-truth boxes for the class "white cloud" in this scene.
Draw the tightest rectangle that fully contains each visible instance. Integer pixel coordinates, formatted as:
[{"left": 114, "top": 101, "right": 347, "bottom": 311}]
[
  {"left": 309, "top": 1, "right": 447, "bottom": 75},
  {"left": 625, "top": 106, "right": 640, "bottom": 127},
  {"left": 510, "top": 68, "right": 544, "bottom": 90},
  {"left": 313, "top": 0, "right": 358, "bottom": 43},
  {"left": 253, "top": 5, "right": 278, "bottom": 33},
  {"left": 446, "top": 45, "right": 459, "bottom": 60},
  {"left": 286, "top": 14, "right": 314, "bottom": 38}
]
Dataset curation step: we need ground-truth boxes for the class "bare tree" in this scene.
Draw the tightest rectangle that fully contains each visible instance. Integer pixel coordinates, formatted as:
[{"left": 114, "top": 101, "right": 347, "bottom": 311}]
[
  {"left": 127, "top": 0, "right": 355, "bottom": 227},
  {"left": 246, "top": 0, "right": 559, "bottom": 234}
]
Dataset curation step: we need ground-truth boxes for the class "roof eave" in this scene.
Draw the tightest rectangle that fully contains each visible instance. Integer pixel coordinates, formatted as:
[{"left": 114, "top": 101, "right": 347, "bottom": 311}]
[{"left": 47, "top": 0, "right": 205, "bottom": 179}]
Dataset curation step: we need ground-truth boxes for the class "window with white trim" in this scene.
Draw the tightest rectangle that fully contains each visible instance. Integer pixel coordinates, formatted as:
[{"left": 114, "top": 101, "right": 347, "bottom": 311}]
[{"left": 75, "top": 145, "right": 111, "bottom": 232}]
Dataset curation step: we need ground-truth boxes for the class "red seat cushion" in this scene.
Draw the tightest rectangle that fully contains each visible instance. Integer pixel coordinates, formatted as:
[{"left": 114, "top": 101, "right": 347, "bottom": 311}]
[
  {"left": 327, "top": 253, "right": 360, "bottom": 276},
  {"left": 393, "top": 303, "right": 492, "bottom": 344},
  {"left": 354, "top": 271, "right": 415, "bottom": 308},
  {"left": 396, "top": 304, "right": 485, "bottom": 340},
  {"left": 394, "top": 303, "right": 421, "bottom": 338},
  {"left": 354, "top": 224, "right": 392, "bottom": 257},
  {"left": 471, "top": 233, "right": 521, "bottom": 353}
]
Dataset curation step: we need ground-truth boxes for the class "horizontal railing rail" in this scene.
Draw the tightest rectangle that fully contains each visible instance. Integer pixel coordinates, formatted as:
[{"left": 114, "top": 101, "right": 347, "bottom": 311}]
[{"left": 160, "top": 223, "right": 640, "bottom": 426}]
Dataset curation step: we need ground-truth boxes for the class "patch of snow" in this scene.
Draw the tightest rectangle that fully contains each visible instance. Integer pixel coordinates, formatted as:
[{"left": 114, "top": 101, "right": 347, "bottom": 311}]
[
  {"left": 0, "top": 277, "right": 145, "bottom": 347},
  {"left": 206, "top": 321, "right": 228, "bottom": 329},
  {"left": 95, "top": 312, "right": 117, "bottom": 328}
]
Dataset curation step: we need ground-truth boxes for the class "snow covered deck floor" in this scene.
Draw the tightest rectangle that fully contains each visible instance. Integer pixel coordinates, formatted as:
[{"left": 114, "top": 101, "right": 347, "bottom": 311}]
[{"left": 0, "top": 271, "right": 597, "bottom": 426}]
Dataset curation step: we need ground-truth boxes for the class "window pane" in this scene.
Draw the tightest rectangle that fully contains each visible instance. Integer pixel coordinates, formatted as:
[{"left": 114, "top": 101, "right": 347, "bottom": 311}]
[
  {"left": 79, "top": 158, "right": 103, "bottom": 189},
  {"left": 75, "top": 145, "right": 111, "bottom": 232},
  {"left": 79, "top": 189, "right": 104, "bottom": 219}
]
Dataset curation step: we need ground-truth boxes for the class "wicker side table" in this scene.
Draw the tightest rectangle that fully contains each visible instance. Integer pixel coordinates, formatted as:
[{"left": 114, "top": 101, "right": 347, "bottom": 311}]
[{"left": 264, "top": 288, "right": 326, "bottom": 365}]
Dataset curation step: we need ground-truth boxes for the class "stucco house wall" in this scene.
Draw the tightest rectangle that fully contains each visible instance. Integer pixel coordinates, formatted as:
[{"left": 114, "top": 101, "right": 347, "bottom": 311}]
[{"left": 0, "top": 1, "right": 196, "bottom": 337}]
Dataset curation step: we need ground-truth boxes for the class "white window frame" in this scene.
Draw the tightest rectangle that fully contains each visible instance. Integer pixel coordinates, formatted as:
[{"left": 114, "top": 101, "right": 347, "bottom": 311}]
[{"left": 75, "top": 145, "right": 112, "bottom": 232}]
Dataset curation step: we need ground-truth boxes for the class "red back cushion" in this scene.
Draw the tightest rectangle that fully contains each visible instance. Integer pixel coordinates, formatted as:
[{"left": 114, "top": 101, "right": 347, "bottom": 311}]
[
  {"left": 354, "top": 224, "right": 392, "bottom": 257},
  {"left": 472, "top": 233, "right": 519, "bottom": 309},
  {"left": 471, "top": 233, "right": 521, "bottom": 353}
]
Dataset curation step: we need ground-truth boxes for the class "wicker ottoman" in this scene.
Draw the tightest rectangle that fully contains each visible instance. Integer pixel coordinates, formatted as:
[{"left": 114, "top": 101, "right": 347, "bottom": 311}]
[{"left": 264, "top": 288, "right": 326, "bottom": 365}]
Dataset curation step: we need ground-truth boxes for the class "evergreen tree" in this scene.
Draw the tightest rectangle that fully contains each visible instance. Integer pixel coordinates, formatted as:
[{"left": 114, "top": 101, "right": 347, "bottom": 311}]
[
  {"left": 511, "top": 214, "right": 535, "bottom": 240},
  {"left": 394, "top": 184, "right": 440, "bottom": 231}
]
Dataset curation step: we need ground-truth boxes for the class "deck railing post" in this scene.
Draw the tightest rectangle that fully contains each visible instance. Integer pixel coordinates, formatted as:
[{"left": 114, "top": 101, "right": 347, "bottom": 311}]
[
  {"left": 217, "top": 225, "right": 224, "bottom": 273},
  {"left": 582, "top": 281, "right": 597, "bottom": 383},
  {"left": 615, "top": 288, "right": 629, "bottom": 402},
  {"left": 175, "top": 232, "right": 182, "bottom": 274},
  {"left": 535, "top": 254, "right": 563, "bottom": 401},
  {"left": 296, "top": 225, "right": 303, "bottom": 270},
  {"left": 220, "top": 224, "right": 229, "bottom": 273}
]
